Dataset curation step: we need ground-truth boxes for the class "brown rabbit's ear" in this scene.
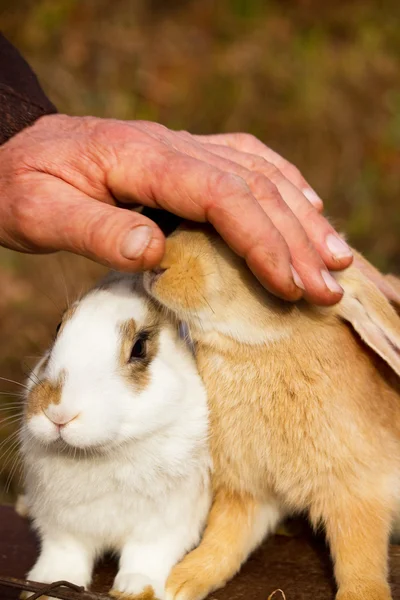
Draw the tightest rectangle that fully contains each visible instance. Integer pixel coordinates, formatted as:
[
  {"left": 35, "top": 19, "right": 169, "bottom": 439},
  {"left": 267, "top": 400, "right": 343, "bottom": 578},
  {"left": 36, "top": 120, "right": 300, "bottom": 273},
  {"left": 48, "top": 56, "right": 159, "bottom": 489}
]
[
  {"left": 385, "top": 275, "right": 400, "bottom": 315},
  {"left": 352, "top": 250, "right": 400, "bottom": 312},
  {"left": 337, "top": 267, "right": 400, "bottom": 377}
]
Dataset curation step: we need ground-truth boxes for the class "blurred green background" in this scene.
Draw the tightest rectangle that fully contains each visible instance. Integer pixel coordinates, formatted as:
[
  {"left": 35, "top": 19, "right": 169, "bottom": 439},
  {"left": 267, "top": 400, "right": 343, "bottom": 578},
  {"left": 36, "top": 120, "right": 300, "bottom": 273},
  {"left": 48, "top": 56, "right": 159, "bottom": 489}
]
[{"left": 0, "top": 0, "right": 399, "bottom": 502}]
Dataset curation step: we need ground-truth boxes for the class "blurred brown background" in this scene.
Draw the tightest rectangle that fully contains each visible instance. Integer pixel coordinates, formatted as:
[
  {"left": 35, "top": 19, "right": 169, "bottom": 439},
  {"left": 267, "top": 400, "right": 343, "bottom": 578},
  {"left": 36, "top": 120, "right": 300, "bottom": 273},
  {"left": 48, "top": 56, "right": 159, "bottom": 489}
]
[{"left": 0, "top": 0, "right": 399, "bottom": 502}]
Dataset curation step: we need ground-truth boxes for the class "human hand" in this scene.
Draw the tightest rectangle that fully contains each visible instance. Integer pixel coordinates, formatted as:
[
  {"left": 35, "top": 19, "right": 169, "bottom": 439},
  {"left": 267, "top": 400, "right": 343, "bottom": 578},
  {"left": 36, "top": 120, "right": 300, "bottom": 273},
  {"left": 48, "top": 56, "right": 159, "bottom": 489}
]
[{"left": 0, "top": 115, "right": 353, "bottom": 305}]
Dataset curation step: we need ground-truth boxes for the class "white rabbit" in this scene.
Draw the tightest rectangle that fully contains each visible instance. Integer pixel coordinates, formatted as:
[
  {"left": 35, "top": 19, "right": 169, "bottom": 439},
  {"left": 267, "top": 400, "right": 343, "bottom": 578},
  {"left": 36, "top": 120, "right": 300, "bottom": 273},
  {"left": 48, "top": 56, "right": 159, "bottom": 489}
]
[{"left": 20, "top": 273, "right": 211, "bottom": 600}]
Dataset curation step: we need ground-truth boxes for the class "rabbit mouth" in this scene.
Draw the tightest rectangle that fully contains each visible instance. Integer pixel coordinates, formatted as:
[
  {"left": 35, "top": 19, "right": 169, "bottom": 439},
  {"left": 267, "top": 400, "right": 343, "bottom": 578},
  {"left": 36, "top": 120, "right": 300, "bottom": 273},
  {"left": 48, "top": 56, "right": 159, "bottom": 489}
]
[
  {"left": 49, "top": 437, "right": 109, "bottom": 458},
  {"left": 49, "top": 435, "right": 114, "bottom": 456}
]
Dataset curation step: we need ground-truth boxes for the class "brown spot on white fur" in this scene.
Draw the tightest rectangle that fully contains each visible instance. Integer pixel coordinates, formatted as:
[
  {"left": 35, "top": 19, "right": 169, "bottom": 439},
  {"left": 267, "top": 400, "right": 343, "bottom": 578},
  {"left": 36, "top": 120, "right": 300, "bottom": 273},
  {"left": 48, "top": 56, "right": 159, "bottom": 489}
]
[
  {"left": 118, "top": 306, "right": 163, "bottom": 393},
  {"left": 26, "top": 373, "right": 64, "bottom": 417}
]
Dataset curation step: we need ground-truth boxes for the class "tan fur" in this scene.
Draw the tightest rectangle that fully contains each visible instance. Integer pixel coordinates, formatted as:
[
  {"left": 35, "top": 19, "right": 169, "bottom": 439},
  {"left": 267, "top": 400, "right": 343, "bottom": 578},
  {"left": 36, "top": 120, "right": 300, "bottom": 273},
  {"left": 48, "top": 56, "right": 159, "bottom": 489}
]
[
  {"left": 353, "top": 250, "right": 400, "bottom": 312},
  {"left": 386, "top": 274, "right": 400, "bottom": 315},
  {"left": 145, "top": 225, "right": 400, "bottom": 600},
  {"left": 386, "top": 274, "right": 400, "bottom": 296},
  {"left": 26, "top": 374, "right": 64, "bottom": 417},
  {"left": 167, "top": 488, "right": 277, "bottom": 600}
]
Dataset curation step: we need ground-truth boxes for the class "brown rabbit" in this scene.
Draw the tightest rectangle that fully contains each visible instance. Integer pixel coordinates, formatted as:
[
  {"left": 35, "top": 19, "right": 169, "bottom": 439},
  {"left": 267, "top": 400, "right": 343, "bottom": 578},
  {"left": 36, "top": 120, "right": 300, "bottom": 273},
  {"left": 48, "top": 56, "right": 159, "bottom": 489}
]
[{"left": 143, "top": 223, "right": 400, "bottom": 600}]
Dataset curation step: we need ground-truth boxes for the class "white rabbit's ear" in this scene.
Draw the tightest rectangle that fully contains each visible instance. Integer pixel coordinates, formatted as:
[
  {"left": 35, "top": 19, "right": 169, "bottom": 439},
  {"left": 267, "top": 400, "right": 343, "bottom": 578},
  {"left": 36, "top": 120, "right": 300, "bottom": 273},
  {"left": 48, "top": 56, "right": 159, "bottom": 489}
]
[{"left": 338, "top": 268, "right": 400, "bottom": 377}]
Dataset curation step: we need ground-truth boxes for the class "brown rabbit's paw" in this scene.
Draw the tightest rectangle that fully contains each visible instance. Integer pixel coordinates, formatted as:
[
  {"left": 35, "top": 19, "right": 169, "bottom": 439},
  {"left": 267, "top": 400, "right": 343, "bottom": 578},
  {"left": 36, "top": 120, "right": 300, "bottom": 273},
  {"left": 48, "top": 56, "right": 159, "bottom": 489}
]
[
  {"left": 110, "top": 587, "right": 156, "bottom": 600},
  {"left": 336, "top": 581, "right": 392, "bottom": 600},
  {"left": 111, "top": 573, "right": 163, "bottom": 600},
  {"left": 166, "top": 559, "right": 223, "bottom": 600}
]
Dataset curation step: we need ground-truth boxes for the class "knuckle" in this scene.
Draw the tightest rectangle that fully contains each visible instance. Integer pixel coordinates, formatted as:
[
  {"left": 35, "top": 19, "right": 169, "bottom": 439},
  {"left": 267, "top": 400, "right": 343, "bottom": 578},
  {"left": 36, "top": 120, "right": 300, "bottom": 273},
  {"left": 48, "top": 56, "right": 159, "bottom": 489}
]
[
  {"left": 134, "top": 120, "right": 158, "bottom": 130},
  {"left": 302, "top": 203, "right": 320, "bottom": 222},
  {"left": 251, "top": 229, "right": 289, "bottom": 262},
  {"left": 298, "top": 235, "right": 323, "bottom": 263},
  {"left": 208, "top": 170, "right": 249, "bottom": 200},
  {"left": 246, "top": 171, "right": 279, "bottom": 198},
  {"left": 239, "top": 153, "right": 266, "bottom": 173},
  {"left": 235, "top": 132, "right": 258, "bottom": 147},
  {"left": 260, "top": 161, "right": 283, "bottom": 182},
  {"left": 134, "top": 121, "right": 171, "bottom": 143},
  {"left": 259, "top": 182, "right": 286, "bottom": 211},
  {"left": 177, "top": 129, "right": 193, "bottom": 141},
  {"left": 261, "top": 248, "right": 282, "bottom": 271},
  {"left": 137, "top": 120, "right": 167, "bottom": 134}
]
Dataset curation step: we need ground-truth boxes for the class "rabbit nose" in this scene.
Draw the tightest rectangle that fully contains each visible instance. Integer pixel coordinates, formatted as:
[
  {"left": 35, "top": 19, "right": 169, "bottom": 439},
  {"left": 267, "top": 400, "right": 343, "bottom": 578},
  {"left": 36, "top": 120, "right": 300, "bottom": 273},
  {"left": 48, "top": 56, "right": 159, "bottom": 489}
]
[{"left": 43, "top": 410, "right": 79, "bottom": 428}]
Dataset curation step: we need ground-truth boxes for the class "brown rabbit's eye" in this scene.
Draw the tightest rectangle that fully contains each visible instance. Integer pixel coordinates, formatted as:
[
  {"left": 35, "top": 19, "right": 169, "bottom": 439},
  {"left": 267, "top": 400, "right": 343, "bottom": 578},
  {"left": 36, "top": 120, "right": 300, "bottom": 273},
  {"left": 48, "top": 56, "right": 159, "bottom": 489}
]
[
  {"left": 129, "top": 333, "right": 148, "bottom": 361},
  {"left": 55, "top": 322, "right": 62, "bottom": 336}
]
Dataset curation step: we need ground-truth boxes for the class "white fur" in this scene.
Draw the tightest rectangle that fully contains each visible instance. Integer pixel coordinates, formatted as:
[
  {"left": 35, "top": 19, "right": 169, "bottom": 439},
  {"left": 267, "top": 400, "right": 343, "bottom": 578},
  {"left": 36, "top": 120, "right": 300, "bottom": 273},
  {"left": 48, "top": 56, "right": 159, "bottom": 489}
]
[{"left": 21, "top": 277, "right": 211, "bottom": 598}]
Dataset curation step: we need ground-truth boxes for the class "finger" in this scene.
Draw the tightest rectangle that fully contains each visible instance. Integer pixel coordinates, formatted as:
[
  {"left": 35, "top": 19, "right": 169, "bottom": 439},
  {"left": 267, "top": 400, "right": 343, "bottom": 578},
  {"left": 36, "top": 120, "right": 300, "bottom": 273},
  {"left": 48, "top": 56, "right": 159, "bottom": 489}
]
[
  {"left": 105, "top": 142, "right": 303, "bottom": 301},
  {"left": 193, "top": 132, "right": 324, "bottom": 211},
  {"left": 9, "top": 177, "right": 165, "bottom": 272},
  {"left": 254, "top": 192, "right": 344, "bottom": 305},
  {"left": 134, "top": 130, "right": 342, "bottom": 304},
  {"left": 201, "top": 143, "right": 353, "bottom": 271},
  {"left": 198, "top": 147, "right": 343, "bottom": 305}
]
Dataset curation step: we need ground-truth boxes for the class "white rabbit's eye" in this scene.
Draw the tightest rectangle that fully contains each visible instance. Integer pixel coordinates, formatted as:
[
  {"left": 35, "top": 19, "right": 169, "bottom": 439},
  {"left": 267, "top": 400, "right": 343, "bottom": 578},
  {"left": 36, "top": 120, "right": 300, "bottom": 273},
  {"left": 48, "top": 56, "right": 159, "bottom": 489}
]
[{"left": 129, "top": 333, "right": 148, "bottom": 362}]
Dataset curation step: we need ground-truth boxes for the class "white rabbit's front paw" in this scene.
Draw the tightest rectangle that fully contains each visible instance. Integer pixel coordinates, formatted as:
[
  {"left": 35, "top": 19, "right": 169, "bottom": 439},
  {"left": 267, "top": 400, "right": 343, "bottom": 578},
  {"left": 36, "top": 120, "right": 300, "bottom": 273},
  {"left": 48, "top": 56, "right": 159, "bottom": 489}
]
[
  {"left": 22, "top": 570, "right": 87, "bottom": 600},
  {"left": 25, "top": 534, "right": 93, "bottom": 594},
  {"left": 111, "top": 572, "right": 165, "bottom": 600},
  {"left": 25, "top": 561, "right": 89, "bottom": 600},
  {"left": 28, "top": 563, "right": 88, "bottom": 588}
]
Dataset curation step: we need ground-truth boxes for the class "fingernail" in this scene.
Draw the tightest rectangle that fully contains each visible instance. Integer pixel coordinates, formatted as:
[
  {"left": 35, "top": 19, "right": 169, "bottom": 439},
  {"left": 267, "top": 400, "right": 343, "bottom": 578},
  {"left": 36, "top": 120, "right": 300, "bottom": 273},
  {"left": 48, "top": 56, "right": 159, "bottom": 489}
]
[
  {"left": 121, "top": 226, "right": 152, "bottom": 260},
  {"left": 321, "top": 270, "right": 343, "bottom": 295},
  {"left": 303, "top": 188, "right": 323, "bottom": 208},
  {"left": 290, "top": 265, "right": 305, "bottom": 290},
  {"left": 326, "top": 234, "right": 353, "bottom": 259}
]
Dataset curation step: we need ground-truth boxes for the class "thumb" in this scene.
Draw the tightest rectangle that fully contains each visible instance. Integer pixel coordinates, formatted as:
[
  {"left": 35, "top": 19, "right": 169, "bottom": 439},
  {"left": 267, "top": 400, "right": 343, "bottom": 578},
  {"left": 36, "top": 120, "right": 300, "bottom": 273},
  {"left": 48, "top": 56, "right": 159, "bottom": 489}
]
[{"left": 11, "top": 183, "right": 165, "bottom": 271}]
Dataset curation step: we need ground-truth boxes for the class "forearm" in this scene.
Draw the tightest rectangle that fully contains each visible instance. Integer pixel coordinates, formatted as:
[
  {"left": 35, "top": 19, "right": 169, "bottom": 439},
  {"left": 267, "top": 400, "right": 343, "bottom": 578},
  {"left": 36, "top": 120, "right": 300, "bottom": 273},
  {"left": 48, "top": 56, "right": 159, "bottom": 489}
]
[{"left": 0, "top": 32, "right": 57, "bottom": 145}]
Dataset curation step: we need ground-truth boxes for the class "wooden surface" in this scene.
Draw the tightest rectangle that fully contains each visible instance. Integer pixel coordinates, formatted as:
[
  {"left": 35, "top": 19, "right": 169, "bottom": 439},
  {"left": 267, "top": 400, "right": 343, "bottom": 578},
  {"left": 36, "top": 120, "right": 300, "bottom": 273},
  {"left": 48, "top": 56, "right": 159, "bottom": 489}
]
[{"left": 0, "top": 505, "right": 399, "bottom": 600}]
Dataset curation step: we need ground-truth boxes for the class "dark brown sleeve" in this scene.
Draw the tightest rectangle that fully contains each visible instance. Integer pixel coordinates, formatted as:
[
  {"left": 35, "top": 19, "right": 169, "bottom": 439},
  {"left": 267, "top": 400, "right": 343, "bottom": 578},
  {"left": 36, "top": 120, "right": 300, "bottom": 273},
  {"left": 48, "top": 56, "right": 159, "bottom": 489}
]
[{"left": 0, "top": 33, "right": 57, "bottom": 145}]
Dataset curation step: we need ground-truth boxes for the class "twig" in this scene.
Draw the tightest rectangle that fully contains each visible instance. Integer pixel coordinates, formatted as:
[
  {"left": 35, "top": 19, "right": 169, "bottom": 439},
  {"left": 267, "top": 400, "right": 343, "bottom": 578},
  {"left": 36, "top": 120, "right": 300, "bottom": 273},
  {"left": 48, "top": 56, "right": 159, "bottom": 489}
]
[
  {"left": 268, "top": 590, "right": 287, "bottom": 600},
  {"left": 0, "top": 575, "right": 111, "bottom": 599}
]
